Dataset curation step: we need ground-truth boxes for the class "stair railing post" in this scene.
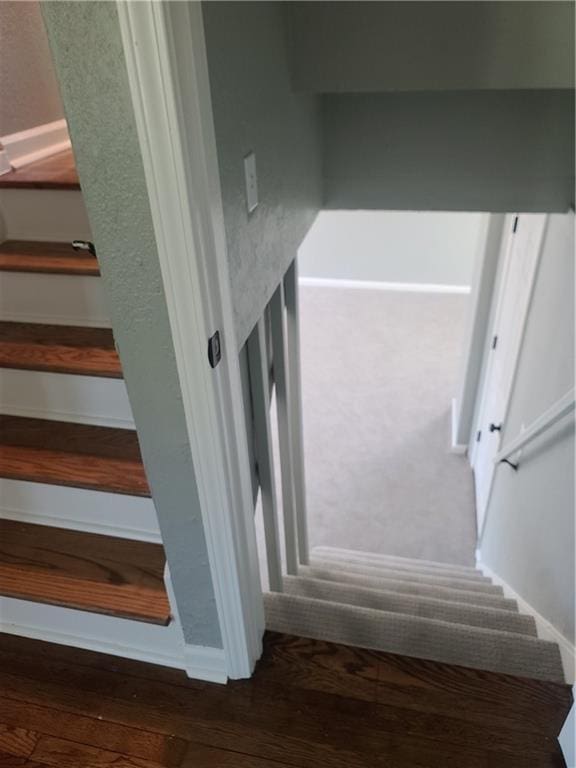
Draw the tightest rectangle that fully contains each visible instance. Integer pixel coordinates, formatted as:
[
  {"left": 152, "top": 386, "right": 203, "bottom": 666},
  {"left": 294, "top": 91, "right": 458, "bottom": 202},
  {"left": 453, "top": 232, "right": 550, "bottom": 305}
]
[
  {"left": 284, "top": 258, "right": 310, "bottom": 565},
  {"left": 247, "top": 318, "right": 284, "bottom": 592},
  {"left": 270, "top": 282, "right": 299, "bottom": 575}
]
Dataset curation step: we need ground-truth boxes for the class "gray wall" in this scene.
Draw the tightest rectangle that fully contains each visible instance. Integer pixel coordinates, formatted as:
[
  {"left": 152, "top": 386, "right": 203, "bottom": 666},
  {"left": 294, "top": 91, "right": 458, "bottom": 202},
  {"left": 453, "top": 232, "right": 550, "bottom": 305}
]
[
  {"left": 202, "top": 1, "right": 322, "bottom": 347},
  {"left": 42, "top": 1, "right": 222, "bottom": 649},
  {"left": 480, "top": 212, "right": 575, "bottom": 644},
  {"left": 0, "top": 1, "right": 64, "bottom": 135},
  {"left": 298, "top": 211, "right": 484, "bottom": 286},
  {"left": 323, "top": 90, "right": 575, "bottom": 213},
  {"left": 287, "top": 1, "right": 575, "bottom": 93}
]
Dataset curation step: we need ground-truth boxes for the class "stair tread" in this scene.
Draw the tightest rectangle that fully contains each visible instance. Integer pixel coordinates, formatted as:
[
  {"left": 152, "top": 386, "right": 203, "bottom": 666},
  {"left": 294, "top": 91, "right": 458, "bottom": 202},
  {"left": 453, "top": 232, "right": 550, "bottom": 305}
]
[
  {"left": 312, "top": 546, "right": 478, "bottom": 574},
  {"left": 284, "top": 575, "right": 538, "bottom": 636},
  {"left": 301, "top": 566, "right": 512, "bottom": 608},
  {"left": 0, "top": 415, "right": 150, "bottom": 496},
  {"left": 0, "top": 150, "right": 80, "bottom": 190},
  {"left": 264, "top": 592, "right": 566, "bottom": 683},
  {"left": 0, "top": 520, "right": 169, "bottom": 624},
  {"left": 310, "top": 557, "right": 496, "bottom": 591},
  {"left": 0, "top": 321, "right": 121, "bottom": 378},
  {"left": 0, "top": 240, "right": 99, "bottom": 275}
]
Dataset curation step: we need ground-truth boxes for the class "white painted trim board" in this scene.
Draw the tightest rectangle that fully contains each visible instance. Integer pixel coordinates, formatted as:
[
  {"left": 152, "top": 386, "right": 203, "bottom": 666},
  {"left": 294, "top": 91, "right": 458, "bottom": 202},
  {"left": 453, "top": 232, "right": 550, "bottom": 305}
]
[
  {"left": 477, "top": 554, "right": 575, "bottom": 684},
  {"left": 450, "top": 397, "right": 468, "bottom": 454},
  {"left": 0, "top": 119, "right": 71, "bottom": 170},
  {"left": 117, "top": 1, "right": 263, "bottom": 681},
  {"left": 0, "top": 597, "right": 226, "bottom": 684},
  {"left": 299, "top": 276, "right": 471, "bottom": 294}
]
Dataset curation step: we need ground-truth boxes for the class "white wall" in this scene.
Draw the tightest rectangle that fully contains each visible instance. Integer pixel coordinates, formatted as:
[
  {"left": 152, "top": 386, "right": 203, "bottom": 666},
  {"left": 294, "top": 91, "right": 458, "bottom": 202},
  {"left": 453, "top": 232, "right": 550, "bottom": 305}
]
[
  {"left": 0, "top": 1, "right": 64, "bottom": 135},
  {"left": 298, "top": 211, "right": 484, "bottom": 287},
  {"left": 287, "top": 1, "right": 574, "bottom": 93},
  {"left": 480, "top": 212, "right": 575, "bottom": 647}
]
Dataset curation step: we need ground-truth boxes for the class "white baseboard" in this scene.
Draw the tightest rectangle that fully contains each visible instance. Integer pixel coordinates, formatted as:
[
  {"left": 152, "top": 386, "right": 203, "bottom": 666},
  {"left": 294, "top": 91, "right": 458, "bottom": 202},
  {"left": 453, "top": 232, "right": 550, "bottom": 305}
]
[
  {"left": 1, "top": 119, "right": 71, "bottom": 170},
  {"left": 0, "top": 369, "right": 134, "bottom": 430},
  {"left": 450, "top": 397, "right": 468, "bottom": 454},
  {"left": 477, "top": 554, "right": 575, "bottom": 684},
  {"left": 0, "top": 478, "right": 161, "bottom": 543},
  {"left": 0, "top": 596, "right": 227, "bottom": 683},
  {"left": 0, "top": 188, "right": 91, "bottom": 241},
  {"left": 299, "top": 276, "right": 471, "bottom": 294}
]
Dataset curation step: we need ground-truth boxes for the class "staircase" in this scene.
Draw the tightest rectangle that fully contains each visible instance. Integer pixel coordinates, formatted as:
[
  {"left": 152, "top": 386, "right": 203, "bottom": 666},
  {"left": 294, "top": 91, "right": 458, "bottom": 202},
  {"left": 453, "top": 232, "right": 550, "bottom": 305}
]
[
  {"left": 265, "top": 546, "right": 567, "bottom": 684},
  {"left": 0, "top": 150, "right": 175, "bottom": 654}
]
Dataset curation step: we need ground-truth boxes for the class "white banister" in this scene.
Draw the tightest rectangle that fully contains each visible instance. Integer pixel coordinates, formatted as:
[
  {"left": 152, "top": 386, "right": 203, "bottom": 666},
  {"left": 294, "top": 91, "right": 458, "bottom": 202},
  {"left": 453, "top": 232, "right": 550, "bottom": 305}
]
[
  {"left": 495, "top": 387, "right": 575, "bottom": 468},
  {"left": 247, "top": 319, "right": 283, "bottom": 592},
  {"left": 270, "top": 282, "right": 299, "bottom": 575},
  {"left": 284, "top": 259, "right": 310, "bottom": 566}
]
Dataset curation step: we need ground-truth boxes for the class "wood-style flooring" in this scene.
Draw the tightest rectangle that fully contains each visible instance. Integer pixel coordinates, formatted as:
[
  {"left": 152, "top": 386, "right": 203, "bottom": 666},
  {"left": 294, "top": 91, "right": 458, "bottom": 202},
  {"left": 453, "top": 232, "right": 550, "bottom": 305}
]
[
  {"left": 0, "top": 631, "right": 571, "bottom": 767},
  {"left": 0, "top": 240, "right": 99, "bottom": 275},
  {"left": 0, "top": 520, "right": 170, "bottom": 624},
  {"left": 0, "top": 150, "right": 79, "bottom": 189},
  {"left": 0, "top": 415, "right": 150, "bottom": 495}
]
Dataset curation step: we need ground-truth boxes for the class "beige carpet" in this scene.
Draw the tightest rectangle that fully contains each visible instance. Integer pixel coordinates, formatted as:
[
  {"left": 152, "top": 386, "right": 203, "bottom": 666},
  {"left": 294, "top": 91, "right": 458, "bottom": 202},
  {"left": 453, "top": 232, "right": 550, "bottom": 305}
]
[
  {"left": 299, "top": 285, "right": 476, "bottom": 565},
  {"left": 255, "top": 285, "right": 477, "bottom": 583}
]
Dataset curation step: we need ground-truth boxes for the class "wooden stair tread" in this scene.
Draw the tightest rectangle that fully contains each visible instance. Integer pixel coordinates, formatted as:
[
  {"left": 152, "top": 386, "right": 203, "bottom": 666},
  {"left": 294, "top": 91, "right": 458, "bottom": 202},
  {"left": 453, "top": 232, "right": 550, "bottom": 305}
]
[
  {"left": 0, "top": 150, "right": 80, "bottom": 190},
  {"left": 0, "top": 416, "right": 150, "bottom": 496},
  {"left": 0, "top": 322, "right": 121, "bottom": 378},
  {"left": 0, "top": 241, "right": 99, "bottom": 275},
  {"left": 0, "top": 520, "right": 170, "bottom": 624}
]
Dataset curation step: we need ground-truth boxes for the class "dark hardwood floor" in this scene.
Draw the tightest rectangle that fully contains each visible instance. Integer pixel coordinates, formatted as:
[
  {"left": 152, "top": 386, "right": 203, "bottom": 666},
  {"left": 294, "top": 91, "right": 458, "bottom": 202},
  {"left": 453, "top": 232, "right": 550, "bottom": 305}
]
[{"left": 0, "top": 631, "right": 571, "bottom": 767}]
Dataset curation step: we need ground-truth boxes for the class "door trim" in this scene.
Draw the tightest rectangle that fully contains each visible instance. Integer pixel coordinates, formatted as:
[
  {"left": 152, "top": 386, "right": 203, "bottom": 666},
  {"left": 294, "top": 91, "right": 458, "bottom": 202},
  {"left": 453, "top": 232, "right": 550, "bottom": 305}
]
[
  {"left": 117, "top": 1, "right": 264, "bottom": 679},
  {"left": 472, "top": 213, "right": 548, "bottom": 541}
]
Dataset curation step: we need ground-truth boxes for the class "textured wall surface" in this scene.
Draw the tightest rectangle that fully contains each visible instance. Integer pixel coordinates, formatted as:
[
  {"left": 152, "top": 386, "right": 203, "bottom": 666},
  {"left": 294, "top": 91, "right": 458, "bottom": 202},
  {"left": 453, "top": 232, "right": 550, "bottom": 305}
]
[
  {"left": 481, "top": 212, "right": 575, "bottom": 643},
  {"left": 287, "top": 1, "right": 575, "bottom": 93},
  {"left": 202, "top": 1, "right": 322, "bottom": 347},
  {"left": 298, "top": 211, "right": 484, "bottom": 286},
  {"left": 323, "top": 90, "right": 575, "bottom": 213},
  {"left": 42, "top": 1, "right": 222, "bottom": 649},
  {"left": 0, "top": 1, "right": 64, "bottom": 135}
]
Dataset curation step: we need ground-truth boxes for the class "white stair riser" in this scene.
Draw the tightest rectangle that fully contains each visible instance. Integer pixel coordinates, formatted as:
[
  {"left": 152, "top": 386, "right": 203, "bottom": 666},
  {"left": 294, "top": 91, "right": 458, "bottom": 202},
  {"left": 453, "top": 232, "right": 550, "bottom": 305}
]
[
  {"left": 0, "top": 272, "right": 109, "bottom": 327},
  {"left": 0, "top": 478, "right": 160, "bottom": 542},
  {"left": 0, "top": 188, "right": 91, "bottom": 241},
  {"left": 0, "top": 369, "right": 134, "bottom": 428}
]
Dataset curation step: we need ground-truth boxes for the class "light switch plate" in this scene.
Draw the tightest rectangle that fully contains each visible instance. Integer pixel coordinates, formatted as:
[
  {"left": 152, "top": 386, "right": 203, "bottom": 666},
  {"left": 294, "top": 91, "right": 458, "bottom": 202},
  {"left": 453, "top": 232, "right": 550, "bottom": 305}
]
[{"left": 243, "top": 152, "right": 258, "bottom": 214}]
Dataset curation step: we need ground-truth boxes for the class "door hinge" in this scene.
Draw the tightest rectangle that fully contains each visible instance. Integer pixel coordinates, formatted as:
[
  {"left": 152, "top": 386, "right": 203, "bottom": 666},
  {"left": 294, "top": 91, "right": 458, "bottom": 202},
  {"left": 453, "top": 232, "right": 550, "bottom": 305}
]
[
  {"left": 208, "top": 331, "right": 222, "bottom": 369},
  {"left": 476, "top": 430, "right": 482, "bottom": 442},
  {"left": 512, "top": 216, "right": 519, "bottom": 233},
  {"left": 491, "top": 335, "right": 498, "bottom": 350}
]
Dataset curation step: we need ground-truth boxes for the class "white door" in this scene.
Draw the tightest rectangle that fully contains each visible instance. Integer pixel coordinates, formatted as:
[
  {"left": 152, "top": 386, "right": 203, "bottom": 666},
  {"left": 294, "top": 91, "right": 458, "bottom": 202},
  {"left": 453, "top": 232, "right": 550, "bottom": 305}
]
[{"left": 471, "top": 213, "right": 547, "bottom": 535}]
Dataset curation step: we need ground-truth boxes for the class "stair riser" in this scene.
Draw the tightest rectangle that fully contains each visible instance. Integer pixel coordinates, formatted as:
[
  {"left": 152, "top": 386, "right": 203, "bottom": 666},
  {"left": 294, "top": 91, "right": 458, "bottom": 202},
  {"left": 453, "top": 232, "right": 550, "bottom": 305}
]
[
  {"left": 313, "top": 547, "right": 478, "bottom": 576},
  {"left": 302, "top": 568, "right": 515, "bottom": 609},
  {"left": 0, "top": 189, "right": 91, "bottom": 241},
  {"left": 0, "top": 478, "right": 160, "bottom": 543},
  {"left": 310, "top": 559, "right": 497, "bottom": 592},
  {"left": 264, "top": 594, "right": 566, "bottom": 683},
  {"left": 0, "top": 272, "right": 109, "bottom": 327},
  {"left": 284, "top": 577, "right": 537, "bottom": 636},
  {"left": 0, "top": 369, "right": 134, "bottom": 429}
]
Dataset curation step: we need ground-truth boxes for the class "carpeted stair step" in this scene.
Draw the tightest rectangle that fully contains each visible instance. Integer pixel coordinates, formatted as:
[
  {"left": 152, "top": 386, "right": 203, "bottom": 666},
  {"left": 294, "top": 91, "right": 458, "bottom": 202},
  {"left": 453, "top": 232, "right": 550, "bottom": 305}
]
[
  {"left": 310, "top": 557, "right": 497, "bottom": 592},
  {"left": 264, "top": 593, "right": 565, "bottom": 683},
  {"left": 312, "top": 546, "right": 479, "bottom": 578},
  {"left": 283, "top": 575, "right": 537, "bottom": 636},
  {"left": 300, "top": 566, "right": 516, "bottom": 610}
]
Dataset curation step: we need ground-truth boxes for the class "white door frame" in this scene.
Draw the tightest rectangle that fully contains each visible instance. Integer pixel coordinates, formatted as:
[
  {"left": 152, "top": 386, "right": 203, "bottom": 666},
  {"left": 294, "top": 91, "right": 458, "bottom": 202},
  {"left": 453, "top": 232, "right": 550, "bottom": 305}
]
[
  {"left": 471, "top": 213, "right": 548, "bottom": 540},
  {"left": 117, "top": 2, "right": 264, "bottom": 680}
]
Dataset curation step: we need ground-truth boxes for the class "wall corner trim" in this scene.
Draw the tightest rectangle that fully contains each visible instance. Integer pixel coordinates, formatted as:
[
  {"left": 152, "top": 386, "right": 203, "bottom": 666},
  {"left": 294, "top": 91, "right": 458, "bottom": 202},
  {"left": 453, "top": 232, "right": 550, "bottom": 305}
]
[
  {"left": 477, "top": 554, "right": 575, "bottom": 684},
  {"left": 0, "top": 119, "right": 71, "bottom": 170}
]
